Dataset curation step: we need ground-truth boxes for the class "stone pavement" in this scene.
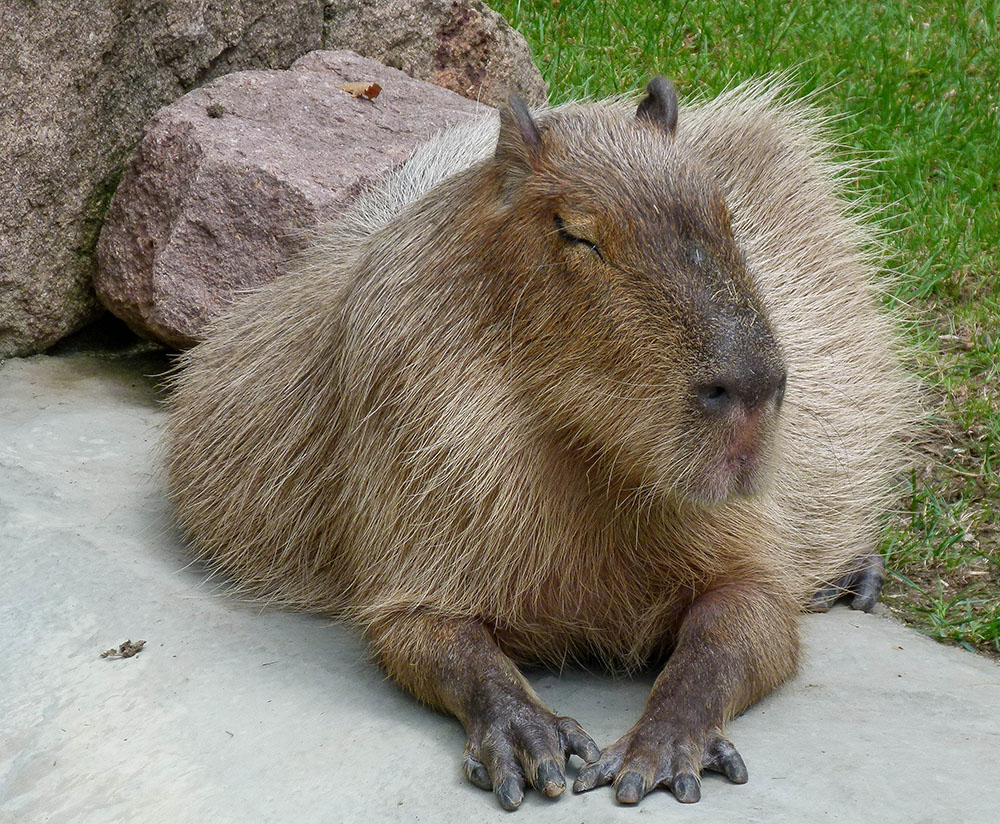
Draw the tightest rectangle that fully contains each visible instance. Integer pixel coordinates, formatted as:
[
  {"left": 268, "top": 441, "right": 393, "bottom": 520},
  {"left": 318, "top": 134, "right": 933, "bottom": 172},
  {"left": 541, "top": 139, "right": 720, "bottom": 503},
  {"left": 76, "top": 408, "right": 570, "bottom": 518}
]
[{"left": 2, "top": 350, "right": 998, "bottom": 823}]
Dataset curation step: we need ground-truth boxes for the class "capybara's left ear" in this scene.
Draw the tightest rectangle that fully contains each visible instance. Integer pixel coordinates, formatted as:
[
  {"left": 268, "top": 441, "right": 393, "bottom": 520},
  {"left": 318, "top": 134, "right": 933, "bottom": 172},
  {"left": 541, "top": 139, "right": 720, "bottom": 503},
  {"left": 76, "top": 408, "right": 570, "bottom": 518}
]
[
  {"left": 496, "top": 93, "right": 544, "bottom": 171},
  {"left": 637, "top": 76, "right": 679, "bottom": 135}
]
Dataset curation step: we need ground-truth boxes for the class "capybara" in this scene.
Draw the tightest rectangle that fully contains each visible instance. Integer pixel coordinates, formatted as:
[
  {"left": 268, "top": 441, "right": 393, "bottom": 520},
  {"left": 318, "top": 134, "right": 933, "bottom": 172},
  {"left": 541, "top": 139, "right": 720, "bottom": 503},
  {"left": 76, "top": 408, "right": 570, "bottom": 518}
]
[{"left": 165, "top": 77, "right": 912, "bottom": 809}]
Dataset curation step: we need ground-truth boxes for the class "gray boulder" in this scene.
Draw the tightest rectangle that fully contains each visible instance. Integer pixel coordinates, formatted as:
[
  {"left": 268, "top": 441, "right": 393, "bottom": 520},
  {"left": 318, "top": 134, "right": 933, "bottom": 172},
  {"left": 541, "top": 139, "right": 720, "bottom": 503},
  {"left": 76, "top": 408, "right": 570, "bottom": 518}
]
[
  {"left": 0, "top": 0, "right": 324, "bottom": 358},
  {"left": 323, "top": 0, "right": 548, "bottom": 108},
  {"left": 95, "top": 50, "right": 490, "bottom": 349}
]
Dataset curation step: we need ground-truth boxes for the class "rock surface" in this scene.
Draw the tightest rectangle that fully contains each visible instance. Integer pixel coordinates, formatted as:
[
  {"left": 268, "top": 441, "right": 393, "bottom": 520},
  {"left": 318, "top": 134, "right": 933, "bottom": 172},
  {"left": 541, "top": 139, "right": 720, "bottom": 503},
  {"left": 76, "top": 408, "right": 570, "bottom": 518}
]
[
  {"left": 95, "top": 50, "right": 490, "bottom": 348},
  {"left": 0, "top": 0, "right": 324, "bottom": 358},
  {"left": 323, "top": 0, "right": 548, "bottom": 108}
]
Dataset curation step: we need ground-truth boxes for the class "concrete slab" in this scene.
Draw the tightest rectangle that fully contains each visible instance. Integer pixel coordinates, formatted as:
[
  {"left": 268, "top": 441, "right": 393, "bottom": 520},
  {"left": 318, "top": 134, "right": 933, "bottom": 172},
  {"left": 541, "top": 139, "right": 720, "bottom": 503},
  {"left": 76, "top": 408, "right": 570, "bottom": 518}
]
[{"left": 2, "top": 351, "right": 998, "bottom": 824}]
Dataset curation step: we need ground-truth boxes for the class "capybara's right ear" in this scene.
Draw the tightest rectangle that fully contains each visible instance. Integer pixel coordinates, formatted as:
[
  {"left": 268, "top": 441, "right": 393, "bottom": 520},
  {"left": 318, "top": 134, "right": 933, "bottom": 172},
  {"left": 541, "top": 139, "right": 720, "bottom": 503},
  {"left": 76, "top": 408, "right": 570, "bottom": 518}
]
[{"left": 496, "top": 93, "right": 544, "bottom": 171}]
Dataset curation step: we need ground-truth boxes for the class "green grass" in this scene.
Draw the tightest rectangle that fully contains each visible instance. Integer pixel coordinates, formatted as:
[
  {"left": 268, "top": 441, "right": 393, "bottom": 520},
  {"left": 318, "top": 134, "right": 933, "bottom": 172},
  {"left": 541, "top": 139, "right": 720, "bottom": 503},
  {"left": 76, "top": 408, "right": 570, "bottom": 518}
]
[{"left": 490, "top": 0, "right": 1000, "bottom": 657}]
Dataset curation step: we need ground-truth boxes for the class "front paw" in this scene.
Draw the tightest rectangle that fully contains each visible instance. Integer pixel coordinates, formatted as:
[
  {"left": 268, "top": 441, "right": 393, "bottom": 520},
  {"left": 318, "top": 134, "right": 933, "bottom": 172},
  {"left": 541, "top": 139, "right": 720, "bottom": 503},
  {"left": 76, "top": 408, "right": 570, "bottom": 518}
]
[
  {"left": 572, "top": 721, "right": 747, "bottom": 805},
  {"left": 462, "top": 702, "right": 600, "bottom": 810}
]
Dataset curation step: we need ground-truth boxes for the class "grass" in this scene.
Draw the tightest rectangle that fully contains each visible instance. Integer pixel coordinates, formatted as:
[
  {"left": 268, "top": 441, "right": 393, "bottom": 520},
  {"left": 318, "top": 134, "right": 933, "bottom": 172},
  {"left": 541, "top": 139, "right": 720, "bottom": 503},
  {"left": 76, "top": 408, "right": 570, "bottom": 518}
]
[{"left": 490, "top": 0, "right": 1000, "bottom": 657}]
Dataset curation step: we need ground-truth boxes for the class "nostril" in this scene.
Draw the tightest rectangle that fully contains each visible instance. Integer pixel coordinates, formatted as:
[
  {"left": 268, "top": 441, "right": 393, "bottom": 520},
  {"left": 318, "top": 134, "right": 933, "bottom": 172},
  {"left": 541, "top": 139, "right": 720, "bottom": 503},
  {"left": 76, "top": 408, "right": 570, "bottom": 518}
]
[
  {"left": 775, "top": 373, "right": 787, "bottom": 407},
  {"left": 696, "top": 383, "right": 732, "bottom": 414}
]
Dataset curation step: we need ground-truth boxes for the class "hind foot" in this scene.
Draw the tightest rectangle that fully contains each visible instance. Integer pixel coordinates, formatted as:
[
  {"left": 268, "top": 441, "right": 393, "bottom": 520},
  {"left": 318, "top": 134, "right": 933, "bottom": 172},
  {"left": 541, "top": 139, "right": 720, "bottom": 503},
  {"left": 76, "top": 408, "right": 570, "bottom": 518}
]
[{"left": 810, "top": 551, "right": 885, "bottom": 613}]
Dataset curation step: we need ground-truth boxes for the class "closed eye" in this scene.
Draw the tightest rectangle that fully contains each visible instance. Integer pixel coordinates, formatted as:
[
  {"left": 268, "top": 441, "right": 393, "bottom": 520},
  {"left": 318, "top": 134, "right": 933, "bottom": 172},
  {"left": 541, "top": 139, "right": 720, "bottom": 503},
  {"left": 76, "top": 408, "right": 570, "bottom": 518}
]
[{"left": 554, "top": 215, "right": 604, "bottom": 261}]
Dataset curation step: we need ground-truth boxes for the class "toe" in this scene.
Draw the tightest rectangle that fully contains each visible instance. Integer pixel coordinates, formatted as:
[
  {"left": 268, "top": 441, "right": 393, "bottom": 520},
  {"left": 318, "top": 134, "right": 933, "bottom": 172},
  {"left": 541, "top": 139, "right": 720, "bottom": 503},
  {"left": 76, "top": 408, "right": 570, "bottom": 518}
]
[
  {"left": 615, "top": 771, "right": 647, "bottom": 805},
  {"left": 671, "top": 772, "right": 701, "bottom": 803}
]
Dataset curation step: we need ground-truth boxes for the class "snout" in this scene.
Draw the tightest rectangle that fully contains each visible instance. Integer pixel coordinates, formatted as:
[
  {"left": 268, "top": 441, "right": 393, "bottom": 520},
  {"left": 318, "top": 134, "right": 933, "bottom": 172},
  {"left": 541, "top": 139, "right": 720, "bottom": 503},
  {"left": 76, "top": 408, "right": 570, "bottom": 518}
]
[{"left": 686, "top": 327, "right": 787, "bottom": 501}]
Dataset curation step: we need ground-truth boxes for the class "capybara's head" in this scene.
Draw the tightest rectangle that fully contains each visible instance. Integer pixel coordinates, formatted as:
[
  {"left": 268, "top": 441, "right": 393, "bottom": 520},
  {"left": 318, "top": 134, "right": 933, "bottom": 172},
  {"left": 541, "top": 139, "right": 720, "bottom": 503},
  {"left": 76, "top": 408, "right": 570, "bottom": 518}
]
[{"left": 490, "top": 78, "right": 787, "bottom": 505}]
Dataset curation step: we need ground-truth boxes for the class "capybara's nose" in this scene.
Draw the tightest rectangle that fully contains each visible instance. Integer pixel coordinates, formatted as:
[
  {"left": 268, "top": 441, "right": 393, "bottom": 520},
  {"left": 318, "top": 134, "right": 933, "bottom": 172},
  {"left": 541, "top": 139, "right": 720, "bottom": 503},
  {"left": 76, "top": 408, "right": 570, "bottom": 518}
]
[{"left": 695, "top": 367, "right": 787, "bottom": 416}]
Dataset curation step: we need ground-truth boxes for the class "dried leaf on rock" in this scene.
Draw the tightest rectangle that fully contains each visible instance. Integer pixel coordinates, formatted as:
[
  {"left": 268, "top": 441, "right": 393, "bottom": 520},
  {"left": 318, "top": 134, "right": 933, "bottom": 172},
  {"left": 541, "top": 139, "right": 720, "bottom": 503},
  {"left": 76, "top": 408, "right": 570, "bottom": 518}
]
[{"left": 337, "top": 81, "right": 382, "bottom": 101}]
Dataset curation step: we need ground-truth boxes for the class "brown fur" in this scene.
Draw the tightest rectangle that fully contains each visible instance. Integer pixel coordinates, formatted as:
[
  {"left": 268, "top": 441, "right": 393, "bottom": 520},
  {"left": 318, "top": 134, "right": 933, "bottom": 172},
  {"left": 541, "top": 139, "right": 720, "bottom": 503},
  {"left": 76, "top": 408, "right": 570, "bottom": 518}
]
[{"left": 164, "top": 78, "right": 914, "bottom": 804}]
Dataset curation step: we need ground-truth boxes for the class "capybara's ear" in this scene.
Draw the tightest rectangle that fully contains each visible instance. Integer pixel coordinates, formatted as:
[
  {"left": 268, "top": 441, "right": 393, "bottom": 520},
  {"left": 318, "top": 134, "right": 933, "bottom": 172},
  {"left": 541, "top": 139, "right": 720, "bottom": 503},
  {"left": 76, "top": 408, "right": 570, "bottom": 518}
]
[
  {"left": 496, "top": 93, "right": 544, "bottom": 171},
  {"left": 637, "top": 77, "right": 679, "bottom": 135}
]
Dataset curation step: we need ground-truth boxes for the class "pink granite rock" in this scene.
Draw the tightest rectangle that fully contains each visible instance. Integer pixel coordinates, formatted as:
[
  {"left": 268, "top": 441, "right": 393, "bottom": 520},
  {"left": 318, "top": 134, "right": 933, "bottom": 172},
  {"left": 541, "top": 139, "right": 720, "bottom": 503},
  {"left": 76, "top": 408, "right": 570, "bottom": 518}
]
[
  {"left": 323, "top": 0, "right": 548, "bottom": 107},
  {"left": 95, "top": 50, "right": 491, "bottom": 348},
  {"left": 0, "top": 0, "right": 325, "bottom": 358}
]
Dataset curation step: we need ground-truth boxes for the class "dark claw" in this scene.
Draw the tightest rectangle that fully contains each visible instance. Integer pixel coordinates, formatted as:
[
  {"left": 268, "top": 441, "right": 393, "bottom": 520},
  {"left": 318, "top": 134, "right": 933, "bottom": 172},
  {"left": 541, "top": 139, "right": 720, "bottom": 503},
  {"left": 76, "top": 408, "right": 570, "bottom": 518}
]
[
  {"left": 535, "top": 760, "right": 566, "bottom": 797},
  {"left": 671, "top": 773, "right": 701, "bottom": 803},
  {"left": 809, "top": 583, "right": 840, "bottom": 612},
  {"left": 560, "top": 720, "right": 601, "bottom": 763},
  {"left": 573, "top": 759, "right": 612, "bottom": 793},
  {"left": 463, "top": 753, "right": 492, "bottom": 790},
  {"left": 851, "top": 591, "right": 879, "bottom": 612},
  {"left": 572, "top": 766, "right": 596, "bottom": 793},
  {"left": 495, "top": 775, "right": 525, "bottom": 811},
  {"left": 845, "top": 551, "right": 885, "bottom": 612},
  {"left": 722, "top": 753, "right": 748, "bottom": 784},
  {"left": 849, "top": 558, "right": 884, "bottom": 612},
  {"left": 615, "top": 771, "right": 647, "bottom": 805},
  {"left": 579, "top": 739, "right": 602, "bottom": 763},
  {"left": 707, "top": 737, "right": 748, "bottom": 784}
]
